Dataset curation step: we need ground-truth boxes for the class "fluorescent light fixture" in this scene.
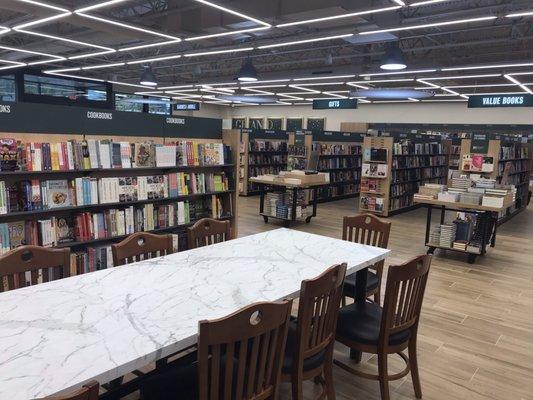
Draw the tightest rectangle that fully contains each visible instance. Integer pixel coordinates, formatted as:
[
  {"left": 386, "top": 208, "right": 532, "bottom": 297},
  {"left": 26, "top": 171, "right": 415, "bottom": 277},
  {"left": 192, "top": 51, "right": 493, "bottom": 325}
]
[
  {"left": 159, "top": 84, "right": 195, "bottom": 90},
  {"left": 13, "top": 12, "right": 72, "bottom": 29},
  {"left": 416, "top": 79, "right": 441, "bottom": 88},
  {"left": 16, "top": 0, "right": 70, "bottom": 12},
  {"left": 293, "top": 75, "right": 356, "bottom": 81},
  {"left": 347, "top": 83, "right": 370, "bottom": 90},
  {"left": 441, "top": 87, "right": 469, "bottom": 99},
  {"left": 288, "top": 85, "right": 321, "bottom": 93},
  {"left": 392, "top": 0, "right": 406, "bottom": 6},
  {"left": 462, "top": 92, "right": 525, "bottom": 95},
  {"left": 186, "top": 26, "right": 271, "bottom": 41},
  {"left": 408, "top": 97, "right": 420, "bottom": 101},
  {"left": 241, "top": 79, "right": 290, "bottom": 84},
  {"left": 276, "top": 101, "right": 291, "bottom": 105},
  {"left": 241, "top": 87, "right": 275, "bottom": 95},
  {"left": 276, "top": 93, "right": 305, "bottom": 100},
  {"left": 507, "top": 71, "right": 533, "bottom": 76},
  {"left": 359, "top": 69, "right": 436, "bottom": 77},
  {"left": 322, "top": 91, "right": 348, "bottom": 98},
  {"left": 184, "top": 47, "right": 254, "bottom": 57},
  {"left": 74, "top": 0, "right": 129, "bottom": 12},
  {"left": 359, "top": 16, "right": 497, "bottom": 35},
  {"left": 69, "top": 50, "right": 116, "bottom": 60},
  {"left": 506, "top": 10, "right": 533, "bottom": 18},
  {"left": 127, "top": 54, "right": 182, "bottom": 65},
  {"left": 197, "top": 82, "right": 236, "bottom": 86},
  {"left": 276, "top": 5, "right": 400, "bottom": 28},
  {"left": 119, "top": 40, "right": 182, "bottom": 52},
  {"left": 442, "top": 62, "right": 533, "bottom": 71},
  {"left": 243, "top": 84, "right": 288, "bottom": 89},
  {"left": 504, "top": 74, "right": 533, "bottom": 94},
  {"left": 290, "top": 81, "right": 346, "bottom": 86},
  {"left": 0, "top": 44, "right": 64, "bottom": 65},
  {"left": 190, "top": 0, "right": 271, "bottom": 27},
  {"left": 443, "top": 84, "right": 516, "bottom": 89},
  {"left": 358, "top": 99, "right": 371, "bottom": 103},
  {"left": 0, "top": 59, "right": 26, "bottom": 71},
  {"left": 258, "top": 34, "right": 353, "bottom": 49},
  {"left": 109, "top": 80, "right": 155, "bottom": 89},
  {"left": 0, "top": 26, "right": 10, "bottom": 35},
  {"left": 82, "top": 62, "right": 125, "bottom": 70},
  {"left": 15, "top": 28, "right": 115, "bottom": 51},
  {"left": 45, "top": 67, "right": 81, "bottom": 73},
  {"left": 44, "top": 71, "right": 105, "bottom": 82},
  {"left": 423, "top": 74, "right": 501, "bottom": 80},
  {"left": 409, "top": 0, "right": 448, "bottom": 6},
  {"left": 75, "top": 12, "right": 181, "bottom": 40},
  {"left": 350, "top": 78, "right": 414, "bottom": 83}
]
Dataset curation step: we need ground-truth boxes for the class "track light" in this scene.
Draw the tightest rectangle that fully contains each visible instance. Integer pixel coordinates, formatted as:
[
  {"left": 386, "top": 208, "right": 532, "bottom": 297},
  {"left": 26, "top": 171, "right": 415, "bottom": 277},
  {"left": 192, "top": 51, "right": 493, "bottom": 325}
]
[
  {"left": 380, "top": 45, "right": 407, "bottom": 70},
  {"left": 140, "top": 66, "right": 157, "bottom": 86},
  {"left": 238, "top": 59, "right": 258, "bottom": 82}
]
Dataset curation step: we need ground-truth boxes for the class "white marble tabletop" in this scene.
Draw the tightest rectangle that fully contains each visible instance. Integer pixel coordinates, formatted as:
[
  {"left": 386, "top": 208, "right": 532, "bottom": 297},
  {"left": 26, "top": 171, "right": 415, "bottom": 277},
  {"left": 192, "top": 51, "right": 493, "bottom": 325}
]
[{"left": 0, "top": 228, "right": 389, "bottom": 399}]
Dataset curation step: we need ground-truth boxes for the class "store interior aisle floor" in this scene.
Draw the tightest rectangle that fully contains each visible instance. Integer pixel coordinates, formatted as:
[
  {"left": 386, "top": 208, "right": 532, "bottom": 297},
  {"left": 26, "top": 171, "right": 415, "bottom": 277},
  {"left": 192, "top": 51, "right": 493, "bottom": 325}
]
[{"left": 238, "top": 196, "right": 533, "bottom": 400}]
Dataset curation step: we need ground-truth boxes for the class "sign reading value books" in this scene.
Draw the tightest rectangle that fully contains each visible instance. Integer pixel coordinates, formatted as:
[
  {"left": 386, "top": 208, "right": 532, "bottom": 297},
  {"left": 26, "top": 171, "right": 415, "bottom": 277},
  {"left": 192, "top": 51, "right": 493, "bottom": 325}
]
[
  {"left": 312, "top": 99, "right": 358, "bottom": 110},
  {"left": 470, "top": 133, "right": 490, "bottom": 154},
  {"left": 174, "top": 102, "right": 200, "bottom": 111},
  {"left": 468, "top": 94, "right": 533, "bottom": 108},
  {"left": 0, "top": 102, "right": 221, "bottom": 138}
]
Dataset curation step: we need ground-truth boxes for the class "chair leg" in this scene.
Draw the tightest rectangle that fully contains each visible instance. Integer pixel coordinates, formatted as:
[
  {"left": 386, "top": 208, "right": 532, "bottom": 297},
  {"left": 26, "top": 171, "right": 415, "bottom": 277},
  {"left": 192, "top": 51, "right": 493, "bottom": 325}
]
[
  {"left": 373, "top": 290, "right": 380, "bottom": 305},
  {"left": 409, "top": 339, "right": 422, "bottom": 398},
  {"left": 378, "top": 353, "right": 390, "bottom": 400},
  {"left": 291, "top": 376, "right": 304, "bottom": 400},
  {"left": 324, "top": 361, "right": 336, "bottom": 400}
]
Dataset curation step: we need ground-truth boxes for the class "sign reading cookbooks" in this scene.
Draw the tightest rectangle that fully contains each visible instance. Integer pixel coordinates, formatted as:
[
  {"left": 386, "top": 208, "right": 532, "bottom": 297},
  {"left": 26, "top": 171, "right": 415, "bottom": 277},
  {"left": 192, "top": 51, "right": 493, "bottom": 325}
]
[
  {"left": 0, "top": 102, "right": 221, "bottom": 138},
  {"left": 312, "top": 99, "right": 358, "bottom": 110},
  {"left": 468, "top": 94, "right": 533, "bottom": 108}
]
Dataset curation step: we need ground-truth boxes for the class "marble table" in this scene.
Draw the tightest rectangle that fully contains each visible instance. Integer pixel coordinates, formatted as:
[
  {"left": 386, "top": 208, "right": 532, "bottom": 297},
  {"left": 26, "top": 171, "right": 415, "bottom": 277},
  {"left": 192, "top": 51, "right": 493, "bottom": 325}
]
[{"left": 0, "top": 228, "right": 390, "bottom": 399}]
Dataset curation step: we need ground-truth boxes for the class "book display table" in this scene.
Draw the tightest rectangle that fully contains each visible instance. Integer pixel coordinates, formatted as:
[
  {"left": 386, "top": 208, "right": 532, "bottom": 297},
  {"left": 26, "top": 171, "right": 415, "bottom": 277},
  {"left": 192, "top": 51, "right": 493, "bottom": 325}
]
[
  {"left": 414, "top": 198, "right": 514, "bottom": 263},
  {"left": 249, "top": 176, "right": 328, "bottom": 227}
]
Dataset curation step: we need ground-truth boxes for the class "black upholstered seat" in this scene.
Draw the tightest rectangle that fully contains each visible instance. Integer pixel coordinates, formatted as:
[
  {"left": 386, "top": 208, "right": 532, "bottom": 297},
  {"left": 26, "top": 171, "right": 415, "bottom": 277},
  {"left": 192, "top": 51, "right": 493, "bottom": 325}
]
[
  {"left": 337, "top": 302, "right": 410, "bottom": 346},
  {"left": 282, "top": 319, "right": 327, "bottom": 373},
  {"left": 343, "top": 270, "right": 380, "bottom": 298}
]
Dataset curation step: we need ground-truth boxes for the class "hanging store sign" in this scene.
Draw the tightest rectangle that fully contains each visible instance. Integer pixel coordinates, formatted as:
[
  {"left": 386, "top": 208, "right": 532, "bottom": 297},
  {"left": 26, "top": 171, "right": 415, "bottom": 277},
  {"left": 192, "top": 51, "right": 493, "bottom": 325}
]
[
  {"left": 468, "top": 94, "right": 533, "bottom": 108},
  {"left": 174, "top": 102, "right": 200, "bottom": 111},
  {"left": 312, "top": 99, "right": 358, "bottom": 110}
]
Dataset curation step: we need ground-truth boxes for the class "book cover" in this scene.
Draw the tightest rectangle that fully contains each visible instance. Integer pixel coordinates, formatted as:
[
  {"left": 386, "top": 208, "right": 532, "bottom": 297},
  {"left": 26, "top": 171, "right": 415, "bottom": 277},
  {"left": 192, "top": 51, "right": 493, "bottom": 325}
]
[
  {"left": 8, "top": 221, "right": 26, "bottom": 248},
  {"left": 0, "top": 138, "right": 19, "bottom": 171},
  {"left": 46, "top": 180, "right": 71, "bottom": 208},
  {"left": 54, "top": 215, "right": 75, "bottom": 243},
  {"left": 135, "top": 142, "right": 154, "bottom": 167}
]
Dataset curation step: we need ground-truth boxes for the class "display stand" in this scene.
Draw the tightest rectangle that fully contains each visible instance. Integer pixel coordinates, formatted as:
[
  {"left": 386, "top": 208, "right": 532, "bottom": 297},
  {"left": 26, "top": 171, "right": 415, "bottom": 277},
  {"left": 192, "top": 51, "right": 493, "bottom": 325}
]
[
  {"left": 238, "top": 129, "right": 289, "bottom": 196},
  {"left": 359, "top": 133, "right": 448, "bottom": 217}
]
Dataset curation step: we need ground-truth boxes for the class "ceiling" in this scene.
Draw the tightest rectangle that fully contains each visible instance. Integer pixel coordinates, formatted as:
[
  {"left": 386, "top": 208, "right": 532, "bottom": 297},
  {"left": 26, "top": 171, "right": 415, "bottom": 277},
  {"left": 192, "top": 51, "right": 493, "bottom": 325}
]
[{"left": 0, "top": 0, "right": 532, "bottom": 105}]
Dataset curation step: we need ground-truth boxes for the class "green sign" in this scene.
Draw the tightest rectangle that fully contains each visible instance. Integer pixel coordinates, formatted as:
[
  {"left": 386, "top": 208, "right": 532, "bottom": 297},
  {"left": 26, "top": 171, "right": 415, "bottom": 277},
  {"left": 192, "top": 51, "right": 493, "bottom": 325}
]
[
  {"left": 470, "top": 133, "right": 489, "bottom": 154},
  {"left": 312, "top": 99, "right": 358, "bottom": 109},
  {"left": 468, "top": 94, "right": 533, "bottom": 108}
]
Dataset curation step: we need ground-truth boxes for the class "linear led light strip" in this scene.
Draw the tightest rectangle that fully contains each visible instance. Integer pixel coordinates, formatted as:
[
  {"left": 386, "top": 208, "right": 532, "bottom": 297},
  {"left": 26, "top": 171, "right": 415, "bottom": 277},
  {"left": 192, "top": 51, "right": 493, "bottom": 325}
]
[
  {"left": 359, "top": 69, "right": 436, "bottom": 77},
  {"left": 276, "top": 93, "right": 305, "bottom": 100},
  {"left": 349, "top": 79, "right": 414, "bottom": 84},
  {"left": 0, "top": 44, "right": 64, "bottom": 67},
  {"left": 258, "top": 34, "right": 353, "bottom": 49},
  {"left": 322, "top": 91, "right": 348, "bottom": 99},
  {"left": 293, "top": 75, "right": 356, "bottom": 81},
  {"left": 241, "top": 87, "right": 275, "bottom": 95},
  {"left": 190, "top": 0, "right": 270, "bottom": 28},
  {"left": 359, "top": 16, "right": 497, "bottom": 35},
  {"left": 346, "top": 83, "right": 370, "bottom": 90},
  {"left": 504, "top": 75, "right": 533, "bottom": 94},
  {"left": 441, "top": 87, "right": 469, "bottom": 99},
  {"left": 442, "top": 62, "right": 533, "bottom": 71},
  {"left": 288, "top": 85, "right": 321, "bottom": 94},
  {"left": 0, "top": 59, "right": 26, "bottom": 71}
]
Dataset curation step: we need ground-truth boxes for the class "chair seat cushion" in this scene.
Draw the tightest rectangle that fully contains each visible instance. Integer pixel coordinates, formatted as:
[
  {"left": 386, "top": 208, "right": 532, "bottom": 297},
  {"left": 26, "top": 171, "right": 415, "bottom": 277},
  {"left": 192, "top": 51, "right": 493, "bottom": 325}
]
[
  {"left": 343, "top": 270, "right": 380, "bottom": 298},
  {"left": 336, "top": 302, "right": 410, "bottom": 347},
  {"left": 282, "top": 319, "right": 327, "bottom": 373}
]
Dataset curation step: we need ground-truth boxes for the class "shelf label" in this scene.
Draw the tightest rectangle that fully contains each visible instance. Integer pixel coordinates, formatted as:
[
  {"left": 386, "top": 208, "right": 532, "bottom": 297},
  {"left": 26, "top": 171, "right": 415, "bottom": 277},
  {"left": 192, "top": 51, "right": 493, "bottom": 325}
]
[
  {"left": 468, "top": 94, "right": 533, "bottom": 108},
  {"left": 312, "top": 99, "right": 358, "bottom": 109}
]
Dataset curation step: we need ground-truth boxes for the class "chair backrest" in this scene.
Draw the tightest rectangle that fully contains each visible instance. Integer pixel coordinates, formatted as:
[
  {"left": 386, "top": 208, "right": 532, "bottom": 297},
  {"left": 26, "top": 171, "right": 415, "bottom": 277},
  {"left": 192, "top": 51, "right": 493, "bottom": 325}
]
[
  {"left": 0, "top": 245, "right": 70, "bottom": 292},
  {"left": 187, "top": 218, "right": 232, "bottom": 250},
  {"left": 342, "top": 214, "right": 391, "bottom": 248},
  {"left": 43, "top": 381, "right": 99, "bottom": 400},
  {"left": 198, "top": 300, "right": 293, "bottom": 400},
  {"left": 294, "top": 264, "right": 347, "bottom": 365},
  {"left": 380, "top": 255, "right": 432, "bottom": 346},
  {"left": 112, "top": 232, "right": 173, "bottom": 266}
]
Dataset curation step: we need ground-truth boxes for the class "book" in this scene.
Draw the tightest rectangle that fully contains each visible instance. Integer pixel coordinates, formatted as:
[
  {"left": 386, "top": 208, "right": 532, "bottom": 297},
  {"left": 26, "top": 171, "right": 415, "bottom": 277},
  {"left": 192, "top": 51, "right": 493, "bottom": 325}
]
[
  {"left": 0, "top": 138, "right": 19, "bottom": 171},
  {"left": 54, "top": 215, "right": 75, "bottom": 243},
  {"left": 46, "top": 180, "right": 71, "bottom": 208},
  {"left": 155, "top": 144, "right": 177, "bottom": 167}
]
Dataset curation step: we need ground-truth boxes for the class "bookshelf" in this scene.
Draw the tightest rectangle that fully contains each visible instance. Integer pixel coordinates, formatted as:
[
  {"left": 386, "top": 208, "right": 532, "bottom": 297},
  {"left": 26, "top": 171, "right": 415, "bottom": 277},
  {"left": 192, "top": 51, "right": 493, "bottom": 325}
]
[
  {"left": 0, "top": 104, "right": 239, "bottom": 274},
  {"left": 359, "top": 133, "right": 448, "bottom": 217},
  {"left": 310, "top": 131, "right": 365, "bottom": 203},
  {"left": 239, "top": 129, "right": 289, "bottom": 196}
]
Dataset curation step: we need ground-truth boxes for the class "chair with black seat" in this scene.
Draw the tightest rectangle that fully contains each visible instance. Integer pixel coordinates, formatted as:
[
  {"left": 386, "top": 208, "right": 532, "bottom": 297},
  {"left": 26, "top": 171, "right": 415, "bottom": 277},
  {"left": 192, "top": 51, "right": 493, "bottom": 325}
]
[
  {"left": 187, "top": 218, "right": 232, "bottom": 250},
  {"left": 334, "top": 254, "right": 432, "bottom": 400},
  {"left": 141, "top": 300, "right": 293, "bottom": 400},
  {"left": 0, "top": 245, "right": 70, "bottom": 292},
  {"left": 282, "top": 263, "right": 347, "bottom": 400},
  {"left": 43, "top": 381, "right": 99, "bottom": 400},
  {"left": 112, "top": 232, "right": 174, "bottom": 266},
  {"left": 342, "top": 214, "right": 391, "bottom": 304}
]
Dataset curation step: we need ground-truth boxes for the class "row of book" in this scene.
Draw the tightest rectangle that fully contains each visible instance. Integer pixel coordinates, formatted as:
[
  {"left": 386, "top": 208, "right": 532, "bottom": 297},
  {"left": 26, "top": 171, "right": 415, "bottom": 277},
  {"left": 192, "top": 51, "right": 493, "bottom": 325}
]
[
  {"left": 0, "top": 197, "right": 225, "bottom": 251},
  {"left": 390, "top": 177, "right": 447, "bottom": 211},
  {"left": 316, "top": 184, "right": 358, "bottom": 201},
  {"left": 329, "top": 170, "right": 360, "bottom": 183},
  {"left": 391, "top": 167, "right": 448, "bottom": 184},
  {"left": 0, "top": 172, "right": 229, "bottom": 213},
  {"left": 249, "top": 154, "right": 287, "bottom": 165},
  {"left": 248, "top": 140, "right": 287, "bottom": 152},
  {"left": 0, "top": 138, "right": 230, "bottom": 171},
  {"left": 499, "top": 143, "right": 528, "bottom": 160},
  {"left": 318, "top": 158, "right": 361, "bottom": 170},
  {"left": 393, "top": 142, "right": 443, "bottom": 156},
  {"left": 360, "top": 178, "right": 383, "bottom": 193},
  {"left": 360, "top": 195, "right": 385, "bottom": 212},
  {"left": 393, "top": 155, "right": 447, "bottom": 169},
  {"left": 312, "top": 143, "right": 362, "bottom": 155}
]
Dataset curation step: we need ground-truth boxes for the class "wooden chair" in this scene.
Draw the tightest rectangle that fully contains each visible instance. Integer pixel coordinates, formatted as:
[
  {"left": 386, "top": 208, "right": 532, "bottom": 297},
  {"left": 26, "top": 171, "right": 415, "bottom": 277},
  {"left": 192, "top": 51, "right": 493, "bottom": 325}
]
[
  {"left": 187, "top": 218, "right": 232, "bottom": 249},
  {"left": 342, "top": 214, "right": 391, "bottom": 304},
  {"left": 112, "top": 232, "right": 173, "bottom": 266},
  {"left": 43, "top": 381, "right": 99, "bottom": 399},
  {"left": 0, "top": 245, "right": 70, "bottom": 292},
  {"left": 282, "top": 263, "right": 347, "bottom": 400},
  {"left": 334, "top": 255, "right": 432, "bottom": 400},
  {"left": 141, "top": 300, "right": 293, "bottom": 400}
]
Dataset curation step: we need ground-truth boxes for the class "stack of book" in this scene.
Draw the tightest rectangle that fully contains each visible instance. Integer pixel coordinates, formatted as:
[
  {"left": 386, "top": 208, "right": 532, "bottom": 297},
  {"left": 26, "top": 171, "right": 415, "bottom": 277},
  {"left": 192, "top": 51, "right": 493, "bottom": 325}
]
[
  {"left": 439, "top": 224, "right": 457, "bottom": 248},
  {"left": 429, "top": 225, "right": 441, "bottom": 245}
]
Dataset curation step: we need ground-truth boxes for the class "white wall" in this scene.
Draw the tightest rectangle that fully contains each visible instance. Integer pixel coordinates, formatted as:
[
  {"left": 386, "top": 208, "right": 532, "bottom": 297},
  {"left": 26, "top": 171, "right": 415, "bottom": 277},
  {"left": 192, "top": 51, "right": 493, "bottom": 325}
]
[{"left": 221, "top": 103, "right": 533, "bottom": 130}]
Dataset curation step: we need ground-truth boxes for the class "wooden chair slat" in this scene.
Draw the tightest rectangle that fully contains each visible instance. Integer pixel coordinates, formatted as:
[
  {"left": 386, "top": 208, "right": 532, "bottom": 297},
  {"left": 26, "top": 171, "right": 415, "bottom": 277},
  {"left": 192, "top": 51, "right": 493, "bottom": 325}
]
[
  {"left": 112, "top": 232, "right": 173, "bottom": 267},
  {"left": 187, "top": 218, "right": 232, "bottom": 250}
]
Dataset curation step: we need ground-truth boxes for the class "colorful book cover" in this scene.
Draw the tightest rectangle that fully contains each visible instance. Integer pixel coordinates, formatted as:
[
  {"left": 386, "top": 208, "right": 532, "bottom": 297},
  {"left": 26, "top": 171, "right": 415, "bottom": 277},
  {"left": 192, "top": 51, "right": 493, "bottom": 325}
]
[
  {"left": 0, "top": 138, "right": 19, "bottom": 171},
  {"left": 54, "top": 215, "right": 75, "bottom": 243},
  {"left": 46, "top": 180, "right": 71, "bottom": 208},
  {"left": 8, "top": 221, "right": 26, "bottom": 248}
]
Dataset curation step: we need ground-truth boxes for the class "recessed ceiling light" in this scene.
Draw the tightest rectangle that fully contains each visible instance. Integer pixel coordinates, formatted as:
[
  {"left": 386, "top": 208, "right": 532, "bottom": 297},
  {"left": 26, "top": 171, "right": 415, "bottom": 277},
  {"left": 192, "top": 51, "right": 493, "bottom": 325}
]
[
  {"left": 504, "top": 75, "right": 533, "bottom": 94},
  {"left": 275, "top": 5, "right": 401, "bottom": 27},
  {"left": 258, "top": 34, "right": 353, "bottom": 49},
  {"left": 359, "top": 16, "right": 497, "bottom": 35},
  {"left": 184, "top": 47, "right": 254, "bottom": 57},
  {"left": 442, "top": 62, "right": 533, "bottom": 71}
]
